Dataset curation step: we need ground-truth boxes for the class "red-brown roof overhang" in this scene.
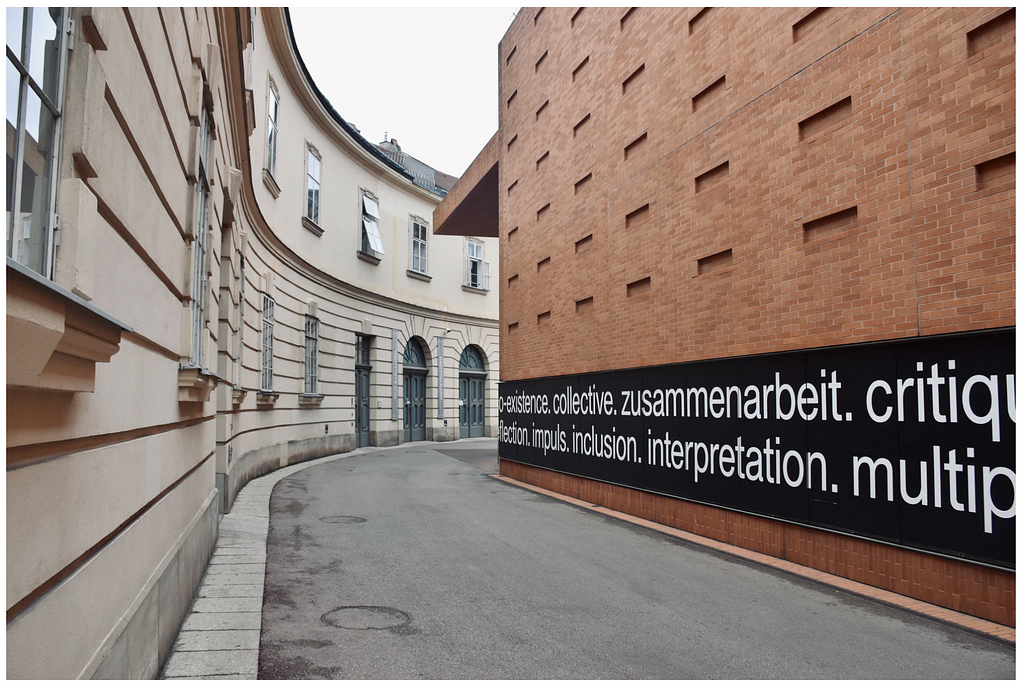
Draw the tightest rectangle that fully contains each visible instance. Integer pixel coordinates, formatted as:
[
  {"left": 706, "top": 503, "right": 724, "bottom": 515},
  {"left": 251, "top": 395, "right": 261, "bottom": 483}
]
[{"left": 433, "top": 132, "right": 499, "bottom": 237}]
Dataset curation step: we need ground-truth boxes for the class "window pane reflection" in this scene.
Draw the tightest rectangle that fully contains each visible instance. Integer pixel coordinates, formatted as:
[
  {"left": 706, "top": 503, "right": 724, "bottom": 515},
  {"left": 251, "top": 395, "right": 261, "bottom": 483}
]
[
  {"left": 7, "top": 7, "right": 24, "bottom": 58},
  {"left": 28, "top": 7, "right": 61, "bottom": 103},
  {"left": 12, "top": 89, "right": 56, "bottom": 274}
]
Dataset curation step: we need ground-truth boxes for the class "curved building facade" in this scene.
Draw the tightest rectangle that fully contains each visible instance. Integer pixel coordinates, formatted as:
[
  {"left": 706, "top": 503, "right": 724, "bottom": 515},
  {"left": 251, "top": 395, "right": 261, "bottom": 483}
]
[{"left": 6, "top": 7, "right": 497, "bottom": 678}]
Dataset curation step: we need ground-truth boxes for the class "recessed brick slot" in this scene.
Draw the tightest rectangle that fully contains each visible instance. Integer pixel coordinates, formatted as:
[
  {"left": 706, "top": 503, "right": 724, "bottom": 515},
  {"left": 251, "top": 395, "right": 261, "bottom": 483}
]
[
  {"left": 620, "top": 7, "right": 637, "bottom": 30},
  {"left": 697, "top": 248, "right": 733, "bottom": 275},
  {"left": 692, "top": 75, "right": 725, "bottom": 113},
  {"left": 536, "top": 151, "right": 550, "bottom": 170},
  {"left": 575, "top": 296, "right": 594, "bottom": 313},
  {"left": 507, "top": 90, "right": 517, "bottom": 108},
  {"left": 507, "top": 180, "right": 518, "bottom": 196},
  {"left": 626, "top": 276, "right": 651, "bottom": 297},
  {"left": 535, "top": 50, "right": 548, "bottom": 72},
  {"left": 536, "top": 99, "right": 549, "bottom": 120},
  {"left": 571, "top": 7, "right": 585, "bottom": 27},
  {"left": 537, "top": 203, "right": 551, "bottom": 221},
  {"left": 625, "top": 203, "right": 650, "bottom": 228},
  {"left": 792, "top": 8, "right": 828, "bottom": 42},
  {"left": 689, "top": 7, "right": 711, "bottom": 35},
  {"left": 508, "top": 273, "right": 519, "bottom": 286},
  {"left": 506, "top": 46, "right": 517, "bottom": 64},
  {"left": 575, "top": 233, "right": 593, "bottom": 253},
  {"left": 624, "top": 132, "right": 647, "bottom": 160},
  {"left": 967, "top": 9, "right": 1015, "bottom": 56},
  {"left": 976, "top": 152, "right": 1015, "bottom": 193},
  {"left": 537, "top": 256, "right": 551, "bottom": 271},
  {"left": 695, "top": 160, "right": 729, "bottom": 193},
  {"left": 508, "top": 322, "right": 518, "bottom": 333},
  {"left": 507, "top": 134, "right": 518, "bottom": 151},
  {"left": 534, "top": 7, "right": 544, "bottom": 24},
  {"left": 573, "top": 113, "right": 591, "bottom": 137},
  {"left": 803, "top": 206, "right": 858, "bottom": 240},
  {"left": 799, "top": 96, "right": 852, "bottom": 141},
  {"left": 622, "top": 63, "right": 646, "bottom": 94},
  {"left": 574, "top": 172, "right": 593, "bottom": 194},
  {"left": 537, "top": 310, "right": 551, "bottom": 324},
  {"left": 508, "top": 226, "right": 518, "bottom": 242},
  {"left": 572, "top": 55, "right": 591, "bottom": 82}
]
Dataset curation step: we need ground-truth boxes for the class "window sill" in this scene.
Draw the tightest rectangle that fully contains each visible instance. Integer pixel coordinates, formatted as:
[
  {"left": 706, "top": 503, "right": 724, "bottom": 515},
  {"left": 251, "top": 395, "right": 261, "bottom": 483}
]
[
  {"left": 299, "top": 393, "right": 325, "bottom": 406},
  {"left": 7, "top": 258, "right": 131, "bottom": 393},
  {"left": 256, "top": 391, "right": 280, "bottom": 406},
  {"left": 262, "top": 168, "right": 280, "bottom": 199},
  {"left": 178, "top": 366, "right": 223, "bottom": 403},
  {"left": 462, "top": 284, "right": 489, "bottom": 295},
  {"left": 302, "top": 216, "right": 324, "bottom": 237},
  {"left": 232, "top": 386, "right": 248, "bottom": 405},
  {"left": 406, "top": 269, "right": 432, "bottom": 282},
  {"left": 357, "top": 250, "right": 381, "bottom": 265}
]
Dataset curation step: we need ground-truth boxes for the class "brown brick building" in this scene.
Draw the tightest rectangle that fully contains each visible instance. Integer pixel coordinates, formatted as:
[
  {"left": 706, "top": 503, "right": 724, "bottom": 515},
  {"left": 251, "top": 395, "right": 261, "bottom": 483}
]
[{"left": 436, "top": 8, "right": 1015, "bottom": 626}]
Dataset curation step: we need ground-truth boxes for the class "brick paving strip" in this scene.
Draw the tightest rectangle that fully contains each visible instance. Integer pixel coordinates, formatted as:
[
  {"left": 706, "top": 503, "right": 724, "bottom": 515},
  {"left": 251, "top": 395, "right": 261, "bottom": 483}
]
[{"left": 492, "top": 475, "right": 1016, "bottom": 646}]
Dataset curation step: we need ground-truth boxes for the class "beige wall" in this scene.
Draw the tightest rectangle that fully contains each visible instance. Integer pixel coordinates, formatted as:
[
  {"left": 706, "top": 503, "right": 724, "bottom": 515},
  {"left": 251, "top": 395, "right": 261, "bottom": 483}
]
[{"left": 6, "top": 6, "right": 498, "bottom": 679}]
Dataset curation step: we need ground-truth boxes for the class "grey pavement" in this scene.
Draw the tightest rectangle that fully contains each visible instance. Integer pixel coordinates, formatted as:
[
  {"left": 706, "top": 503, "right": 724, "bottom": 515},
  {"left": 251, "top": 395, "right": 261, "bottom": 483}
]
[
  {"left": 257, "top": 441, "right": 1015, "bottom": 679},
  {"left": 161, "top": 439, "right": 480, "bottom": 679},
  {"left": 165, "top": 439, "right": 1014, "bottom": 679}
]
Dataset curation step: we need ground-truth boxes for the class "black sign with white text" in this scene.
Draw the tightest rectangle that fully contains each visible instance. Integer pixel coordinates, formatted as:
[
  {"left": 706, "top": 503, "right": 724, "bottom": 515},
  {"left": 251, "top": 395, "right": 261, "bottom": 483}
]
[{"left": 499, "top": 330, "right": 1016, "bottom": 568}]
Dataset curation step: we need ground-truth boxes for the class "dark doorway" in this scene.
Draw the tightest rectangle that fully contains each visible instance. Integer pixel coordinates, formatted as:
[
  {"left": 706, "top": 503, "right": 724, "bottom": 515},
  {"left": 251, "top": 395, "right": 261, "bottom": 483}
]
[
  {"left": 458, "top": 346, "right": 486, "bottom": 438},
  {"left": 403, "top": 338, "right": 427, "bottom": 442},
  {"left": 355, "top": 336, "right": 371, "bottom": 447}
]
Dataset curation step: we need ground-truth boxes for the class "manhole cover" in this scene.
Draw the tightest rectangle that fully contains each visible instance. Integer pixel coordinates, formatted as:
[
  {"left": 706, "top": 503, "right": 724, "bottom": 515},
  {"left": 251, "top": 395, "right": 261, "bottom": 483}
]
[
  {"left": 319, "top": 516, "right": 367, "bottom": 524},
  {"left": 321, "top": 606, "right": 410, "bottom": 630}
]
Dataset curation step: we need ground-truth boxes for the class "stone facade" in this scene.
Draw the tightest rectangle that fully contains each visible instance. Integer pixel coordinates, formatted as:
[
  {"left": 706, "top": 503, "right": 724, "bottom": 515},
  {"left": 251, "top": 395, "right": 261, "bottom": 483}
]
[{"left": 6, "top": 7, "right": 497, "bottom": 678}]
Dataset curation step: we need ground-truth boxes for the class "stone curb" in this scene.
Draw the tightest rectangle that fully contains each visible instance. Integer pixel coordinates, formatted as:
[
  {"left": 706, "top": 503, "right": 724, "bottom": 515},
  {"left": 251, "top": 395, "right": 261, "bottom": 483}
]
[{"left": 160, "top": 438, "right": 495, "bottom": 679}]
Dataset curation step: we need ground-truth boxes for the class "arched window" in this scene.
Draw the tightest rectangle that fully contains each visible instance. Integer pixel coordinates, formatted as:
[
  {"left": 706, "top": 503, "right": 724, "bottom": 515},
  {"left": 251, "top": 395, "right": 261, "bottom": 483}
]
[
  {"left": 404, "top": 337, "right": 426, "bottom": 368},
  {"left": 459, "top": 345, "right": 485, "bottom": 373}
]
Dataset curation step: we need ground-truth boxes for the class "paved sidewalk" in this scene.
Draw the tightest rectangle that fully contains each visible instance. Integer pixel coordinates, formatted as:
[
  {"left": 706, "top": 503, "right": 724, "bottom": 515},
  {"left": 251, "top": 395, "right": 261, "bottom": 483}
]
[{"left": 160, "top": 440, "right": 492, "bottom": 679}]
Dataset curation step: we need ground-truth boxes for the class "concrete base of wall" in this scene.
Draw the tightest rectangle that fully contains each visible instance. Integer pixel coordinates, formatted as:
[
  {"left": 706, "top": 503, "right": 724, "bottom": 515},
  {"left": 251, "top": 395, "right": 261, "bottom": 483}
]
[
  {"left": 500, "top": 460, "right": 1016, "bottom": 628},
  {"left": 427, "top": 425, "right": 460, "bottom": 442},
  {"left": 88, "top": 488, "right": 220, "bottom": 679},
  {"left": 371, "top": 429, "right": 400, "bottom": 447},
  {"left": 225, "top": 432, "right": 357, "bottom": 513}
]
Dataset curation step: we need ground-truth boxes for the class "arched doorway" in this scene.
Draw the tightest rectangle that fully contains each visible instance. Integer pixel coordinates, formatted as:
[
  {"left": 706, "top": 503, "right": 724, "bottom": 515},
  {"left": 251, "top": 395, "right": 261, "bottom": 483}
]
[
  {"left": 458, "top": 345, "right": 486, "bottom": 438},
  {"left": 403, "top": 338, "right": 428, "bottom": 442}
]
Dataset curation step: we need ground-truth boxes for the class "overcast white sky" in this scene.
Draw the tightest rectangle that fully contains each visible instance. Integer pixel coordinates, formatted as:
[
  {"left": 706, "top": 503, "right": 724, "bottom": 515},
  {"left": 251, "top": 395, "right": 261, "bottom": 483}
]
[{"left": 290, "top": 7, "right": 517, "bottom": 178}]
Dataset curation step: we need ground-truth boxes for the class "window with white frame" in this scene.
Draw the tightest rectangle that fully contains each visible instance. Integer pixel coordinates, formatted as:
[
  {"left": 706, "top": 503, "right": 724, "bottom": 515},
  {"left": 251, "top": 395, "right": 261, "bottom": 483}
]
[
  {"left": 304, "top": 315, "right": 319, "bottom": 394},
  {"left": 466, "top": 240, "right": 490, "bottom": 290},
  {"left": 411, "top": 219, "right": 428, "bottom": 274},
  {"left": 190, "top": 106, "right": 213, "bottom": 366},
  {"left": 261, "top": 293, "right": 275, "bottom": 392},
  {"left": 6, "top": 7, "right": 70, "bottom": 278},
  {"left": 265, "top": 80, "right": 279, "bottom": 177},
  {"left": 360, "top": 193, "right": 385, "bottom": 258},
  {"left": 305, "top": 145, "right": 320, "bottom": 225}
]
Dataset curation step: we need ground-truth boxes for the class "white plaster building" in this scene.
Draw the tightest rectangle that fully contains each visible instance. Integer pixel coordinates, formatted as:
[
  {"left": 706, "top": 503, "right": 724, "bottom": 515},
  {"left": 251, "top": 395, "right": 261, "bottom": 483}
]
[{"left": 6, "top": 7, "right": 498, "bottom": 678}]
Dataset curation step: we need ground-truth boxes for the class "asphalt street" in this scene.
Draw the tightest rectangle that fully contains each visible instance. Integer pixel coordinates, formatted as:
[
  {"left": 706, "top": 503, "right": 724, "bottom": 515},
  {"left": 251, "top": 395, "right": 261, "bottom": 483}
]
[{"left": 257, "top": 440, "right": 1014, "bottom": 679}]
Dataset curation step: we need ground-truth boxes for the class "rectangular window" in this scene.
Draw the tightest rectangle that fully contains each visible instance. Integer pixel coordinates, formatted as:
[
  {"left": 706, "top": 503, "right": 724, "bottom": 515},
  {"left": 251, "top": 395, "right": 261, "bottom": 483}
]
[
  {"left": 305, "top": 146, "right": 320, "bottom": 225},
  {"left": 466, "top": 240, "right": 490, "bottom": 291},
  {"left": 361, "top": 193, "right": 385, "bottom": 257},
  {"left": 191, "top": 107, "right": 213, "bottom": 367},
  {"left": 411, "top": 219, "right": 428, "bottom": 274},
  {"left": 304, "top": 315, "right": 319, "bottom": 394},
  {"left": 261, "top": 293, "right": 275, "bottom": 392},
  {"left": 6, "top": 7, "right": 69, "bottom": 278},
  {"left": 355, "top": 334, "right": 371, "bottom": 367},
  {"left": 266, "top": 81, "right": 279, "bottom": 176}
]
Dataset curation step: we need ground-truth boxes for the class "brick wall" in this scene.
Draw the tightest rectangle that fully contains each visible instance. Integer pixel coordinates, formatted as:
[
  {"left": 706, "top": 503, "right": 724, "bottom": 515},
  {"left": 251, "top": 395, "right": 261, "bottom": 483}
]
[
  {"left": 502, "top": 460, "right": 1016, "bottom": 627},
  {"left": 497, "top": 7, "right": 1015, "bottom": 381}
]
